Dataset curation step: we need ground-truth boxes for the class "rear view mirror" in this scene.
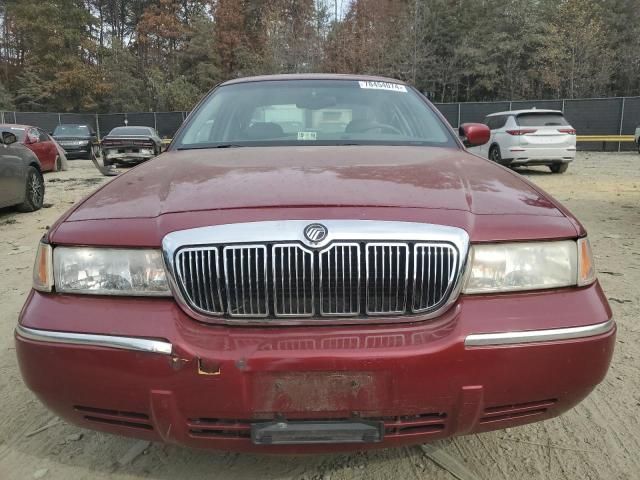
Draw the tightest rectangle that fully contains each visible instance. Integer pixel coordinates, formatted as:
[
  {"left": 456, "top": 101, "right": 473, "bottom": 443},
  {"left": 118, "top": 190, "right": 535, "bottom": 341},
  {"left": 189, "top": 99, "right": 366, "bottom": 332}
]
[
  {"left": 1, "top": 131, "right": 17, "bottom": 145},
  {"left": 459, "top": 123, "right": 490, "bottom": 147}
]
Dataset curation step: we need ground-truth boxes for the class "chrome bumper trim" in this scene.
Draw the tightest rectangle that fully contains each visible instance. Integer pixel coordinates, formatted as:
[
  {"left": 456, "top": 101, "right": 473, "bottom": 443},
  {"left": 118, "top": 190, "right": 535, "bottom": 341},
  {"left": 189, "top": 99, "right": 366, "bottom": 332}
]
[
  {"left": 15, "top": 325, "right": 173, "bottom": 355},
  {"left": 465, "top": 319, "right": 614, "bottom": 347}
]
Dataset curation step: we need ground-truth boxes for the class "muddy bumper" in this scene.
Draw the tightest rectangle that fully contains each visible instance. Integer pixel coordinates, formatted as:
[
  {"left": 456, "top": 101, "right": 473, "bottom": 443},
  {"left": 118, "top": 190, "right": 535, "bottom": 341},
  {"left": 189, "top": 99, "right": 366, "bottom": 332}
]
[{"left": 15, "top": 284, "right": 615, "bottom": 453}]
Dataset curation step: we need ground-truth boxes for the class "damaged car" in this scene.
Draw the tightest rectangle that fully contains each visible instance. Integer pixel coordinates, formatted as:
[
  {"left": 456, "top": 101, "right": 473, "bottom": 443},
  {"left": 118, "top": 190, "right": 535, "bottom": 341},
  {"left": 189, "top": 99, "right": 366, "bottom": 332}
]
[
  {"left": 16, "top": 74, "right": 614, "bottom": 453},
  {"left": 101, "top": 126, "right": 162, "bottom": 167}
]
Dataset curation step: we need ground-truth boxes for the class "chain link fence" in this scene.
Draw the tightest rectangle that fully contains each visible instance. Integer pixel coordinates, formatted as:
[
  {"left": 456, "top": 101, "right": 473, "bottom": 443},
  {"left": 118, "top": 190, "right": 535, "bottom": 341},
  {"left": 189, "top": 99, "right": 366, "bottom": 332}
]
[
  {"left": 1, "top": 97, "right": 639, "bottom": 151},
  {"left": 0, "top": 111, "right": 188, "bottom": 140}
]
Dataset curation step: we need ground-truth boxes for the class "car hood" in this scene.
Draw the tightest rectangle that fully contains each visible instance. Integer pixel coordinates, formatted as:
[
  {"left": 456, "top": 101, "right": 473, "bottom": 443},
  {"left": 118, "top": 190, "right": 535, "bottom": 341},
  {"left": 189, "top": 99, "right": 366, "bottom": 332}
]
[{"left": 67, "top": 146, "right": 564, "bottom": 221}]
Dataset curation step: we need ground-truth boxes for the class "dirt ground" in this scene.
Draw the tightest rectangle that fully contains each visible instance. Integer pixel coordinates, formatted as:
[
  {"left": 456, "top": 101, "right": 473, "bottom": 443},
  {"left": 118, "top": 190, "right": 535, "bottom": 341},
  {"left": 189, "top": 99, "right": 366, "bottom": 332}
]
[{"left": 0, "top": 152, "right": 638, "bottom": 480}]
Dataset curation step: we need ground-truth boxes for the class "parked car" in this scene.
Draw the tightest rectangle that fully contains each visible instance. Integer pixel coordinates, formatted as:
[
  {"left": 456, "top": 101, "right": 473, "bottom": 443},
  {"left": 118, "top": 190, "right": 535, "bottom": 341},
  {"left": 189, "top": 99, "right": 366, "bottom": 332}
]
[
  {"left": 16, "top": 75, "right": 614, "bottom": 454},
  {"left": 52, "top": 124, "right": 100, "bottom": 159},
  {"left": 101, "top": 126, "right": 162, "bottom": 167},
  {"left": 0, "top": 124, "right": 61, "bottom": 172},
  {"left": 471, "top": 109, "right": 576, "bottom": 173},
  {"left": 0, "top": 130, "right": 45, "bottom": 212}
]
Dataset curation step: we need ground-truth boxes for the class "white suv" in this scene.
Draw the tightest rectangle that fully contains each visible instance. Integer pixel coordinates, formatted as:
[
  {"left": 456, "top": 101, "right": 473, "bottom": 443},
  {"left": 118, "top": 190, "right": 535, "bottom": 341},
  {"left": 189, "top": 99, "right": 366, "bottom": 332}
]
[{"left": 471, "top": 109, "right": 576, "bottom": 173}]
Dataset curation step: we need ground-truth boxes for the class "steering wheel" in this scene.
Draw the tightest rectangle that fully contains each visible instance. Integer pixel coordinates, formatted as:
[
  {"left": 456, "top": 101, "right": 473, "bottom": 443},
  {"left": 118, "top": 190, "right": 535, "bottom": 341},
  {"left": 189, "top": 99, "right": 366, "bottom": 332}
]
[{"left": 357, "top": 123, "right": 403, "bottom": 135}]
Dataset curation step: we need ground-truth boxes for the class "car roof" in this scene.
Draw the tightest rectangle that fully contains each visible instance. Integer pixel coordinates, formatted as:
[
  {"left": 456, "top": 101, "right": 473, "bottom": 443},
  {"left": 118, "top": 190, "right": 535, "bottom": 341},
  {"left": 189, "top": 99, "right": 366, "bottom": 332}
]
[
  {"left": 486, "top": 109, "right": 563, "bottom": 117},
  {"left": 220, "top": 73, "right": 409, "bottom": 86},
  {"left": 0, "top": 124, "right": 33, "bottom": 129}
]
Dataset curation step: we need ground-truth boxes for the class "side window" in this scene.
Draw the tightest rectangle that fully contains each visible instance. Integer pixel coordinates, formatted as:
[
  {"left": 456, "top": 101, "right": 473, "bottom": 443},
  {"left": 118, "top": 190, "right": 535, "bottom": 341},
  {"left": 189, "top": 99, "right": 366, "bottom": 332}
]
[
  {"left": 486, "top": 117, "right": 497, "bottom": 130},
  {"left": 492, "top": 115, "right": 507, "bottom": 130},
  {"left": 37, "top": 129, "right": 49, "bottom": 142},
  {"left": 27, "top": 128, "right": 40, "bottom": 143}
]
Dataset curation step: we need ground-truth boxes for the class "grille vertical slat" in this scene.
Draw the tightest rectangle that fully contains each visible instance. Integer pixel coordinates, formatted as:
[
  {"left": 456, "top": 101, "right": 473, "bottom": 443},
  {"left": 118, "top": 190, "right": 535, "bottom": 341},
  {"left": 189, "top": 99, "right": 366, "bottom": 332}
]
[
  {"left": 223, "top": 246, "right": 268, "bottom": 317},
  {"left": 272, "top": 245, "right": 314, "bottom": 317},
  {"left": 320, "top": 243, "right": 360, "bottom": 316},
  {"left": 366, "top": 243, "right": 409, "bottom": 315},
  {"left": 175, "top": 248, "right": 225, "bottom": 314},
  {"left": 174, "top": 241, "right": 458, "bottom": 319},
  {"left": 412, "top": 243, "right": 458, "bottom": 313}
]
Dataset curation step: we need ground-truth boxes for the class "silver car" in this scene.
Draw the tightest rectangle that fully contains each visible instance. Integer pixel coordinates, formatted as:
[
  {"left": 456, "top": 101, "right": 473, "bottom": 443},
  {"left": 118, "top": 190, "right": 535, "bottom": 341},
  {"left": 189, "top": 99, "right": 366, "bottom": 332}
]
[{"left": 0, "top": 130, "right": 45, "bottom": 212}]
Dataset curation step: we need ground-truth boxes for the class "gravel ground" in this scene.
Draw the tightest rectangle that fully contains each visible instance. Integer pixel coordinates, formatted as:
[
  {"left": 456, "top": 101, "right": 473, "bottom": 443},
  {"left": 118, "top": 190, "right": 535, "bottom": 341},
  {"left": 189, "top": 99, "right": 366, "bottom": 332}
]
[{"left": 0, "top": 153, "right": 638, "bottom": 480}]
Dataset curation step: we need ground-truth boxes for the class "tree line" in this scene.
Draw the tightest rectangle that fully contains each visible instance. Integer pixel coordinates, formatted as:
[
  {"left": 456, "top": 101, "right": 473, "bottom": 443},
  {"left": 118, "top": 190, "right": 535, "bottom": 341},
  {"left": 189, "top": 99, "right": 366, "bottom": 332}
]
[{"left": 0, "top": 0, "right": 637, "bottom": 113}]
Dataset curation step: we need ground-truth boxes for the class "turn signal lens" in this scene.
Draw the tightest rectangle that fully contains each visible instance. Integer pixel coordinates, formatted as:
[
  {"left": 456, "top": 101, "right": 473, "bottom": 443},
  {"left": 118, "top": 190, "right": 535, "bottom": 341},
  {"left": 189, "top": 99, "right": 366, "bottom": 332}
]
[
  {"left": 32, "top": 242, "right": 53, "bottom": 292},
  {"left": 577, "top": 237, "right": 596, "bottom": 286}
]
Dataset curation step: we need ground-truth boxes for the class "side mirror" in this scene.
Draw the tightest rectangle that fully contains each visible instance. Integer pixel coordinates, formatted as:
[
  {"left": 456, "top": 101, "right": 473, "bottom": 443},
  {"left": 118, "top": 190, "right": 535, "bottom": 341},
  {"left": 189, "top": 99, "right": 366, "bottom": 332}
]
[
  {"left": 1, "top": 131, "right": 17, "bottom": 145},
  {"left": 459, "top": 123, "right": 490, "bottom": 147}
]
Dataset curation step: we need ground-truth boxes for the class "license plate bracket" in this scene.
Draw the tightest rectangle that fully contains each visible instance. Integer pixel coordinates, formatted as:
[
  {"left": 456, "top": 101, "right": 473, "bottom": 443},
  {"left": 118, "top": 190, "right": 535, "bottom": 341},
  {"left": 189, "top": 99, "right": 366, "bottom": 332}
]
[{"left": 251, "top": 420, "right": 384, "bottom": 445}]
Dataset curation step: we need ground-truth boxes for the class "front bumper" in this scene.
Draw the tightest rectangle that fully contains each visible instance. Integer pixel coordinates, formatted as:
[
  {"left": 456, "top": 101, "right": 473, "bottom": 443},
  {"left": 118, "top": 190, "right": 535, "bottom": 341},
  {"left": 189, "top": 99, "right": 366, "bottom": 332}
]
[{"left": 16, "top": 283, "right": 615, "bottom": 453}]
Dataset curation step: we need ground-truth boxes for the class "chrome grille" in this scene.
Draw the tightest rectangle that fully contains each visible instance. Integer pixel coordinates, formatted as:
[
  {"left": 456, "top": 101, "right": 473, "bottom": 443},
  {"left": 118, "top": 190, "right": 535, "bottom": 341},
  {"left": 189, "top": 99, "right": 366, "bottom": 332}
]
[
  {"left": 272, "top": 244, "right": 314, "bottom": 317},
  {"left": 320, "top": 243, "right": 360, "bottom": 316},
  {"left": 412, "top": 244, "right": 458, "bottom": 312},
  {"left": 366, "top": 243, "right": 409, "bottom": 315},
  {"left": 223, "top": 245, "right": 268, "bottom": 317},
  {"left": 175, "top": 248, "right": 224, "bottom": 314},
  {"left": 173, "top": 242, "right": 459, "bottom": 320}
]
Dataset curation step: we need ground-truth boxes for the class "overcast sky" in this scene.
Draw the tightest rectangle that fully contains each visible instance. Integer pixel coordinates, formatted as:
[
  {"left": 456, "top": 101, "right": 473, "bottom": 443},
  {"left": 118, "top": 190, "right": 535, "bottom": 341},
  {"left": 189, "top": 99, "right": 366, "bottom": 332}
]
[{"left": 318, "top": 0, "right": 351, "bottom": 20}]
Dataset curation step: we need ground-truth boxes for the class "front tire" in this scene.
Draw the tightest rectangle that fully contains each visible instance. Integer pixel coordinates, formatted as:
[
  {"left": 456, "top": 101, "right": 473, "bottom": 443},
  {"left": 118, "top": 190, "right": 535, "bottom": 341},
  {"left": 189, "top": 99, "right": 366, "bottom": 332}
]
[
  {"left": 489, "top": 145, "right": 502, "bottom": 163},
  {"left": 550, "top": 163, "right": 569, "bottom": 174},
  {"left": 16, "top": 167, "right": 45, "bottom": 212}
]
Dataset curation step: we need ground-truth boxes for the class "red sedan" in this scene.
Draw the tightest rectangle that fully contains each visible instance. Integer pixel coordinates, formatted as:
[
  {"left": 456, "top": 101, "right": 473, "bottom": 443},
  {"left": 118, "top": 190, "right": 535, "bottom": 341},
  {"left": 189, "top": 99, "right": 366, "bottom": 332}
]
[
  {"left": 0, "top": 124, "right": 61, "bottom": 172},
  {"left": 15, "top": 75, "right": 614, "bottom": 453}
]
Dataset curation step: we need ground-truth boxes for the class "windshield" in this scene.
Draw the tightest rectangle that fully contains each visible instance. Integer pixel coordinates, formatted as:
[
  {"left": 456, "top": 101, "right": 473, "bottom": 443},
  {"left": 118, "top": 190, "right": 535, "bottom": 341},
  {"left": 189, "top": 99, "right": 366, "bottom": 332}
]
[
  {"left": 516, "top": 113, "right": 569, "bottom": 127},
  {"left": 176, "top": 80, "right": 456, "bottom": 149},
  {"left": 109, "top": 127, "right": 152, "bottom": 136},
  {"left": 53, "top": 125, "right": 90, "bottom": 136}
]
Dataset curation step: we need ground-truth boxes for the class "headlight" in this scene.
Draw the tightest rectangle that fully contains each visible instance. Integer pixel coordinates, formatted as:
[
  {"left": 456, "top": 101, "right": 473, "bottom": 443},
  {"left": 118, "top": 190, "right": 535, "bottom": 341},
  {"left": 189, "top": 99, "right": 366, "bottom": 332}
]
[
  {"left": 36, "top": 246, "right": 171, "bottom": 296},
  {"left": 463, "top": 239, "right": 595, "bottom": 294}
]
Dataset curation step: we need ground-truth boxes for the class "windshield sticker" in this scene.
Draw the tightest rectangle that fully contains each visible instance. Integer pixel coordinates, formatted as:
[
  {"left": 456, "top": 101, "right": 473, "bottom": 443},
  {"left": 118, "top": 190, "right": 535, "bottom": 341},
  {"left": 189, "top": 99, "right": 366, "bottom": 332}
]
[
  {"left": 358, "top": 81, "right": 407, "bottom": 92},
  {"left": 297, "top": 131, "right": 317, "bottom": 141}
]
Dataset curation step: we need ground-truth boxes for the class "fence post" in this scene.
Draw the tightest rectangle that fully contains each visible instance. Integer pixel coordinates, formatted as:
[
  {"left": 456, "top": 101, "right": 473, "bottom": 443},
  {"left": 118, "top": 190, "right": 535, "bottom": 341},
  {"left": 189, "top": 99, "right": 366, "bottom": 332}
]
[
  {"left": 1, "top": 111, "right": 4, "bottom": 123},
  {"left": 58, "top": 113, "right": 61, "bottom": 126},
  {"left": 154, "top": 112, "right": 157, "bottom": 131},
  {"left": 618, "top": 97, "right": 625, "bottom": 153},
  {"left": 457, "top": 103, "right": 461, "bottom": 128},
  {"left": 95, "top": 113, "right": 100, "bottom": 139}
]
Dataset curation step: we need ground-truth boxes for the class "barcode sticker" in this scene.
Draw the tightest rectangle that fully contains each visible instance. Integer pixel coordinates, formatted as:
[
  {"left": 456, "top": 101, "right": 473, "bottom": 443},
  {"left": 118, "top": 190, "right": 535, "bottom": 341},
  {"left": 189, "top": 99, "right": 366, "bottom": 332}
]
[{"left": 358, "top": 81, "right": 407, "bottom": 92}]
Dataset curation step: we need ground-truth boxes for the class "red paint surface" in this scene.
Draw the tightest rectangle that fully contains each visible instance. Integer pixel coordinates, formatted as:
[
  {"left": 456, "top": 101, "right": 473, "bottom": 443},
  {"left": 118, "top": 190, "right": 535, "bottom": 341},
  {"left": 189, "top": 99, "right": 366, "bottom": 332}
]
[{"left": 17, "top": 283, "right": 614, "bottom": 453}]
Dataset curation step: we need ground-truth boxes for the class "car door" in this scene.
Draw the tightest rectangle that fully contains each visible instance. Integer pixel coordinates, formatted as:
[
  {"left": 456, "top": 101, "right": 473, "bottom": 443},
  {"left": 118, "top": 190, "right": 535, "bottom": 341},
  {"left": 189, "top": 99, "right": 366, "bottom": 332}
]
[
  {"left": 37, "top": 128, "right": 58, "bottom": 170},
  {"left": 0, "top": 134, "right": 28, "bottom": 207},
  {"left": 25, "top": 128, "right": 47, "bottom": 168}
]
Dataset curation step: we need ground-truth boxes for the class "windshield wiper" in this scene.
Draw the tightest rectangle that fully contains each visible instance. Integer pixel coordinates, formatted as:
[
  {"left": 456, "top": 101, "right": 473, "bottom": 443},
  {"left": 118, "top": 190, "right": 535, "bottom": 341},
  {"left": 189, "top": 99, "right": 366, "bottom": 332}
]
[{"left": 177, "top": 143, "right": 245, "bottom": 150}]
